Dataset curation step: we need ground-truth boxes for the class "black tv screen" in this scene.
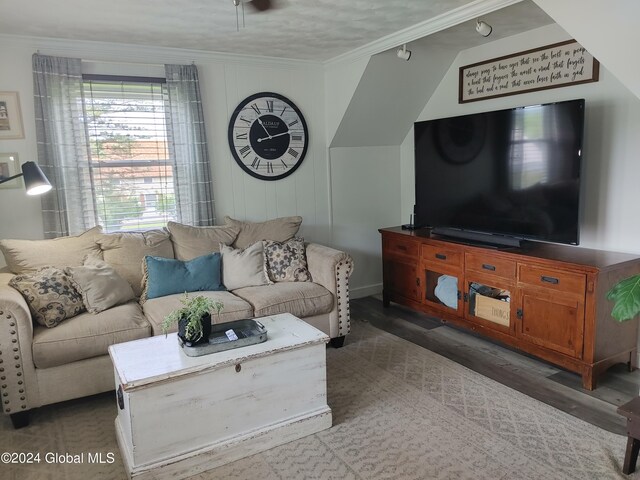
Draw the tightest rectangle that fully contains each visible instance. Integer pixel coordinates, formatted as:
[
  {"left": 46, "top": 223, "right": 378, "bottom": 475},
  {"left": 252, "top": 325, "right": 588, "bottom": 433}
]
[{"left": 414, "top": 99, "right": 585, "bottom": 245}]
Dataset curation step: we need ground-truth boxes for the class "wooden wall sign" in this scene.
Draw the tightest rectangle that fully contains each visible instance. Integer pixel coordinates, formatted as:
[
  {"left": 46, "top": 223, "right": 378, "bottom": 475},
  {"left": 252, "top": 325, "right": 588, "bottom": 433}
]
[{"left": 459, "top": 40, "right": 600, "bottom": 103}]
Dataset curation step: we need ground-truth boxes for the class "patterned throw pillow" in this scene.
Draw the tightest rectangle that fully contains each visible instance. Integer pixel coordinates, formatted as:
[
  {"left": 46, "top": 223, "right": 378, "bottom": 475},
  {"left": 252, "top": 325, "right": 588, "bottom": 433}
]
[
  {"left": 263, "top": 238, "right": 312, "bottom": 283},
  {"left": 9, "top": 267, "right": 85, "bottom": 328}
]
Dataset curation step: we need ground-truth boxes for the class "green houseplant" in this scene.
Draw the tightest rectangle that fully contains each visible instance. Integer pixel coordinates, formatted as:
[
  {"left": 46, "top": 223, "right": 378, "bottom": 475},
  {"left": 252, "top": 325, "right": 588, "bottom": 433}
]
[
  {"left": 607, "top": 275, "right": 640, "bottom": 322},
  {"left": 162, "top": 293, "right": 224, "bottom": 346}
]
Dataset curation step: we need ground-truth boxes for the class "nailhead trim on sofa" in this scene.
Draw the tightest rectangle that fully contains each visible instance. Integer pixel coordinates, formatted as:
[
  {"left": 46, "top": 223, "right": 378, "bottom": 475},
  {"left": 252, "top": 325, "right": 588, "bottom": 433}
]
[
  {"left": 335, "top": 257, "right": 354, "bottom": 338},
  {"left": 0, "top": 309, "right": 28, "bottom": 413}
]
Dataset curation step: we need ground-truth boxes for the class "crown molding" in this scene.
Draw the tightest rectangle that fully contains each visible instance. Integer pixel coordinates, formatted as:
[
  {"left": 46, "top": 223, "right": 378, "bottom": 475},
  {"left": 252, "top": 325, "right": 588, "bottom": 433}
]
[
  {"left": 324, "top": 0, "right": 523, "bottom": 67},
  {"left": 0, "top": 34, "right": 323, "bottom": 70}
]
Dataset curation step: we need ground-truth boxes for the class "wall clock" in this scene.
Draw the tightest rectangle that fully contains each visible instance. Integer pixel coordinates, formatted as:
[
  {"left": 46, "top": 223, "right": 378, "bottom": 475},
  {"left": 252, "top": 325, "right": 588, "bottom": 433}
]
[{"left": 228, "top": 92, "right": 309, "bottom": 181}]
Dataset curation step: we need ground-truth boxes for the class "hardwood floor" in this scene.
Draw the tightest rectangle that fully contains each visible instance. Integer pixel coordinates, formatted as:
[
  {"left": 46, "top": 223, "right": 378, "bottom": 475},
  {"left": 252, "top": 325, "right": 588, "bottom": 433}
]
[{"left": 350, "top": 296, "right": 640, "bottom": 435}]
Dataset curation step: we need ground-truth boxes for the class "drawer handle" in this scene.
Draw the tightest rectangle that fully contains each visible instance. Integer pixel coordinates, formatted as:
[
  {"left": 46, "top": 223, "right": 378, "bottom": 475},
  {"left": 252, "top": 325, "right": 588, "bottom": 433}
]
[
  {"left": 541, "top": 275, "right": 559, "bottom": 285},
  {"left": 482, "top": 263, "right": 496, "bottom": 271},
  {"left": 435, "top": 253, "right": 447, "bottom": 260},
  {"left": 397, "top": 245, "right": 407, "bottom": 251}
]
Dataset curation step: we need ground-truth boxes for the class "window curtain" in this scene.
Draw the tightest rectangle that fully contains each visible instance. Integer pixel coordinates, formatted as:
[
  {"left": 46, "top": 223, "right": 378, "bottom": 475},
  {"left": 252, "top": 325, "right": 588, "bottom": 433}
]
[
  {"left": 164, "top": 64, "right": 215, "bottom": 226},
  {"left": 32, "top": 54, "right": 97, "bottom": 238}
]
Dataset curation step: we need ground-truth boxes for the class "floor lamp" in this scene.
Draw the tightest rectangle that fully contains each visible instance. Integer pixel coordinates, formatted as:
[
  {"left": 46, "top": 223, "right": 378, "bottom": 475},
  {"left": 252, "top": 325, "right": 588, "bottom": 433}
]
[{"left": 0, "top": 161, "right": 52, "bottom": 195}]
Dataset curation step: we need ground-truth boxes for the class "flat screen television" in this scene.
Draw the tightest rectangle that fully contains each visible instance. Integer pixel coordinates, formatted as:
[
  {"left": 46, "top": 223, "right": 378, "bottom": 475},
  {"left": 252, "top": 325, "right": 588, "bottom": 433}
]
[{"left": 414, "top": 99, "right": 585, "bottom": 247}]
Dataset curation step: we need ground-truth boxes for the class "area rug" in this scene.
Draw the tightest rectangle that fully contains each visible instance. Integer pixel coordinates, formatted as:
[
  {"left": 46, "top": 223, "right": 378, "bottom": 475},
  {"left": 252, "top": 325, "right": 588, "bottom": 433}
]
[{"left": 0, "top": 319, "right": 635, "bottom": 480}]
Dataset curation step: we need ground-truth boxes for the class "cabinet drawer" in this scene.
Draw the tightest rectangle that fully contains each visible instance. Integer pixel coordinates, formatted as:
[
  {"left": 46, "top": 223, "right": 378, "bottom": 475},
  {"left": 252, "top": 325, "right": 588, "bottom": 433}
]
[
  {"left": 421, "top": 244, "right": 462, "bottom": 269},
  {"left": 383, "top": 236, "right": 420, "bottom": 259},
  {"left": 466, "top": 253, "right": 516, "bottom": 280},
  {"left": 518, "top": 264, "right": 586, "bottom": 294}
]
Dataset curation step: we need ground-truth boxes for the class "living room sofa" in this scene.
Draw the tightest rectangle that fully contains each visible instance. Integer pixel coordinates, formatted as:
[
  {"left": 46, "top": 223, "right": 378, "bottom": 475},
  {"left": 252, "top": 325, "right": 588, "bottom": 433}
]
[{"left": 0, "top": 216, "right": 353, "bottom": 428}]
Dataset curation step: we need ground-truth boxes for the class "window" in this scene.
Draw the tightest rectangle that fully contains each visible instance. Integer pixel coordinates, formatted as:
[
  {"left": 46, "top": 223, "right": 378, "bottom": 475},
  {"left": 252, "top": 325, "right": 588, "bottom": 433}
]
[
  {"left": 83, "top": 75, "right": 176, "bottom": 232},
  {"left": 34, "top": 57, "right": 213, "bottom": 238}
]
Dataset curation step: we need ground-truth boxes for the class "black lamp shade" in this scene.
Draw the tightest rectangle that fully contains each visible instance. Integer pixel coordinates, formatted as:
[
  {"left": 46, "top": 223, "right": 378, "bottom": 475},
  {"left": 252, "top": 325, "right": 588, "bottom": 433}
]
[{"left": 21, "top": 161, "right": 52, "bottom": 196}]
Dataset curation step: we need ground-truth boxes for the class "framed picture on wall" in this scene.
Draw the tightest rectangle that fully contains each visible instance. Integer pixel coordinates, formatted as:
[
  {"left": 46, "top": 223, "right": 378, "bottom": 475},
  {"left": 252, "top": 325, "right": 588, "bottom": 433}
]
[
  {"left": 0, "top": 152, "right": 21, "bottom": 189},
  {"left": 0, "top": 92, "right": 25, "bottom": 139}
]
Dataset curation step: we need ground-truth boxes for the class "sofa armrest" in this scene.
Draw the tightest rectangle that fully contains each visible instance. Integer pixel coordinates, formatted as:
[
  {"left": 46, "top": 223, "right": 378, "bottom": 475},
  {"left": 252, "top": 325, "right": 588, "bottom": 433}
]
[
  {"left": 306, "top": 243, "right": 354, "bottom": 338},
  {"left": 0, "top": 285, "right": 38, "bottom": 414}
]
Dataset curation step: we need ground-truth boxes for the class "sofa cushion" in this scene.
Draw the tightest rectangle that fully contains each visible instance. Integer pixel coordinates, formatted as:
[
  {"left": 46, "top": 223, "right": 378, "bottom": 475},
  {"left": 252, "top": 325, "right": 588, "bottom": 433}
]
[
  {"left": 66, "top": 258, "right": 136, "bottom": 313},
  {"left": 10, "top": 267, "right": 86, "bottom": 328},
  {"left": 264, "top": 237, "right": 312, "bottom": 283},
  {"left": 0, "top": 226, "right": 103, "bottom": 274},
  {"left": 142, "top": 253, "right": 224, "bottom": 301},
  {"left": 32, "top": 302, "right": 150, "bottom": 369},
  {"left": 232, "top": 282, "right": 333, "bottom": 318},
  {"left": 220, "top": 242, "right": 270, "bottom": 290},
  {"left": 224, "top": 216, "right": 302, "bottom": 249},
  {"left": 167, "top": 222, "right": 240, "bottom": 260},
  {"left": 97, "top": 229, "right": 174, "bottom": 297},
  {"left": 142, "top": 291, "right": 254, "bottom": 335}
]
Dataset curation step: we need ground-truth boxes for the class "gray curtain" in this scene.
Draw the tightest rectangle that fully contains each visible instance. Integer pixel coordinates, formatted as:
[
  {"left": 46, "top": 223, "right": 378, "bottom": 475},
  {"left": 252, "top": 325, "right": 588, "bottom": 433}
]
[
  {"left": 32, "top": 54, "right": 97, "bottom": 238},
  {"left": 164, "top": 64, "right": 215, "bottom": 226}
]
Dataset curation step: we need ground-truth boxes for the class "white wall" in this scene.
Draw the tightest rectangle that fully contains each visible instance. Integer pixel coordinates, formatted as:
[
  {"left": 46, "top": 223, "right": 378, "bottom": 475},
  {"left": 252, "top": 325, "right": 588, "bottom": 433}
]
[
  {"left": 329, "top": 146, "right": 401, "bottom": 297},
  {"left": 324, "top": 39, "right": 459, "bottom": 296},
  {"left": 0, "top": 35, "right": 330, "bottom": 267},
  {"left": 400, "top": 23, "right": 640, "bottom": 255}
]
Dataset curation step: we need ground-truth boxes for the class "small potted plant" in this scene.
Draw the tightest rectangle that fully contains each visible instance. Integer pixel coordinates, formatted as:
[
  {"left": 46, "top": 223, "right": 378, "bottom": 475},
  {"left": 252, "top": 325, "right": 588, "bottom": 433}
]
[
  {"left": 162, "top": 293, "right": 224, "bottom": 346},
  {"left": 608, "top": 275, "right": 640, "bottom": 322}
]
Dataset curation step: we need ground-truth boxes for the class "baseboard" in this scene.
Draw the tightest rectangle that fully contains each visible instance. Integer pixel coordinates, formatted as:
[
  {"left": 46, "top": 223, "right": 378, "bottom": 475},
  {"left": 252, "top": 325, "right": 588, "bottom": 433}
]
[{"left": 350, "top": 283, "right": 382, "bottom": 299}]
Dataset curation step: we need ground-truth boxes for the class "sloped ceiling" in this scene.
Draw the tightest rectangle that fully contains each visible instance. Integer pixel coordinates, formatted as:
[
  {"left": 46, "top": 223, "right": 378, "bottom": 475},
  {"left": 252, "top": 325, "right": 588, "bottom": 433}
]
[
  {"left": 330, "top": 1, "right": 554, "bottom": 148},
  {"left": 329, "top": 46, "right": 455, "bottom": 148},
  {"left": 532, "top": 0, "right": 640, "bottom": 101}
]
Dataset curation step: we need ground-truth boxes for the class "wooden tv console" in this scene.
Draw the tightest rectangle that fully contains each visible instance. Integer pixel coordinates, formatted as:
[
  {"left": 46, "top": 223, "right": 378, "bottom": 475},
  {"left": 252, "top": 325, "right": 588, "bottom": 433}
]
[{"left": 379, "top": 226, "right": 640, "bottom": 390}]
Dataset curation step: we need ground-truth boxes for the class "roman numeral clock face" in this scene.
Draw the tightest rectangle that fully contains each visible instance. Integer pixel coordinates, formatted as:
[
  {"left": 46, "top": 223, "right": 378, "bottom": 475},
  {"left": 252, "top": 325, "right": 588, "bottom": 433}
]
[{"left": 228, "top": 92, "right": 309, "bottom": 180}]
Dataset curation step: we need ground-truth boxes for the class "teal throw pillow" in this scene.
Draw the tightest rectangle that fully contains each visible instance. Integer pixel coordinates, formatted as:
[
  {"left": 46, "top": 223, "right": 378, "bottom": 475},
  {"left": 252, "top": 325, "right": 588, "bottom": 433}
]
[{"left": 144, "top": 253, "right": 224, "bottom": 300}]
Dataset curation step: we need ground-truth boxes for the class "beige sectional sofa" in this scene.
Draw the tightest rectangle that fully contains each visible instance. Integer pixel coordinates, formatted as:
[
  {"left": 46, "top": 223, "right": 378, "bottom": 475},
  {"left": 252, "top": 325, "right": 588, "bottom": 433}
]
[{"left": 0, "top": 218, "right": 353, "bottom": 428}]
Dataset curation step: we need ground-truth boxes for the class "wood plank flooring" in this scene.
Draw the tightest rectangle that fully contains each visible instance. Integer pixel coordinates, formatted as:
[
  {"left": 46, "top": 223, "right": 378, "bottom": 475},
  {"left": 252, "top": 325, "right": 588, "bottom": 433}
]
[{"left": 350, "top": 296, "right": 640, "bottom": 435}]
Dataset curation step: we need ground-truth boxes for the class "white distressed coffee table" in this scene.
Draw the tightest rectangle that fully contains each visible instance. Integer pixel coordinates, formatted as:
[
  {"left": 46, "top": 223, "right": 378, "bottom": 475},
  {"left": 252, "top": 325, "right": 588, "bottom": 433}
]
[{"left": 108, "top": 313, "right": 332, "bottom": 480}]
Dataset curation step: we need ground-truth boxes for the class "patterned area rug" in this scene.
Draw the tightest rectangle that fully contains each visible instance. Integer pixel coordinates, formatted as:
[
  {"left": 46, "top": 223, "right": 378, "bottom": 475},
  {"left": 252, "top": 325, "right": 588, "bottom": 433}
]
[{"left": 0, "top": 319, "right": 635, "bottom": 480}]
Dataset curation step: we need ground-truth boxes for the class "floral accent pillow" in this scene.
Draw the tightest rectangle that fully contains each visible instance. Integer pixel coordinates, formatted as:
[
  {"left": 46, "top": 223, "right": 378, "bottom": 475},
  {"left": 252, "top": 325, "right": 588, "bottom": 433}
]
[
  {"left": 9, "top": 267, "right": 85, "bottom": 328},
  {"left": 263, "top": 237, "right": 312, "bottom": 283}
]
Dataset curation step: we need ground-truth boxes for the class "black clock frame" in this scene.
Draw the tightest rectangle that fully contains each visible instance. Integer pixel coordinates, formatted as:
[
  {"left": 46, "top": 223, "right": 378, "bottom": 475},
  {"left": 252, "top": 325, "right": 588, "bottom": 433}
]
[{"left": 228, "top": 92, "right": 309, "bottom": 181}]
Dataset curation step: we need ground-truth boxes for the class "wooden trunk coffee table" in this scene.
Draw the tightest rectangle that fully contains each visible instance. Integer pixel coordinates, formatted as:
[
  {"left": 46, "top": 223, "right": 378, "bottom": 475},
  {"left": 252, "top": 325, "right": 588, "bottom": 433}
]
[{"left": 108, "top": 313, "right": 331, "bottom": 480}]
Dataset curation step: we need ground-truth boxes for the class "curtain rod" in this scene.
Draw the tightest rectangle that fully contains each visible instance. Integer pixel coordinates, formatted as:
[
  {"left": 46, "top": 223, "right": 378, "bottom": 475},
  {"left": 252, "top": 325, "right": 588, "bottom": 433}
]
[{"left": 81, "top": 59, "right": 166, "bottom": 67}]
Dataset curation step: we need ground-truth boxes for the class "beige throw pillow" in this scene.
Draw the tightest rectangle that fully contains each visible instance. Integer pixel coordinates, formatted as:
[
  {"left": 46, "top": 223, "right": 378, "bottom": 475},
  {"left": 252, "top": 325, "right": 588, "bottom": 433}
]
[
  {"left": 224, "top": 216, "right": 302, "bottom": 249},
  {"left": 97, "top": 229, "right": 174, "bottom": 297},
  {"left": 66, "top": 257, "right": 135, "bottom": 313},
  {"left": 167, "top": 222, "right": 240, "bottom": 260},
  {"left": 220, "top": 242, "right": 270, "bottom": 291},
  {"left": 0, "top": 226, "right": 103, "bottom": 274}
]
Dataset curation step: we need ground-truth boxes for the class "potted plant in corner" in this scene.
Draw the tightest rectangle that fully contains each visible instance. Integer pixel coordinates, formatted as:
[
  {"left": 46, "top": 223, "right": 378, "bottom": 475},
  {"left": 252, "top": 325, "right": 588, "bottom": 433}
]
[
  {"left": 162, "top": 293, "right": 224, "bottom": 347},
  {"left": 607, "top": 275, "right": 640, "bottom": 322}
]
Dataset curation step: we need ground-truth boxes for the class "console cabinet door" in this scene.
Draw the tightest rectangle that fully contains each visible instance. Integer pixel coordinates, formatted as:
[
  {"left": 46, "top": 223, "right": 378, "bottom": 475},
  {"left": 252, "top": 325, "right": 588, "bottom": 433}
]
[
  {"left": 516, "top": 264, "right": 586, "bottom": 358},
  {"left": 383, "top": 259, "right": 421, "bottom": 302},
  {"left": 382, "top": 235, "right": 422, "bottom": 303},
  {"left": 516, "top": 289, "right": 585, "bottom": 358}
]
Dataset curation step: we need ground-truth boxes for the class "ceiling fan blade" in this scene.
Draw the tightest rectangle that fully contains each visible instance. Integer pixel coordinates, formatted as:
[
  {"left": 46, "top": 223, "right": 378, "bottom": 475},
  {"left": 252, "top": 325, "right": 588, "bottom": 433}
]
[{"left": 247, "top": 0, "right": 272, "bottom": 12}]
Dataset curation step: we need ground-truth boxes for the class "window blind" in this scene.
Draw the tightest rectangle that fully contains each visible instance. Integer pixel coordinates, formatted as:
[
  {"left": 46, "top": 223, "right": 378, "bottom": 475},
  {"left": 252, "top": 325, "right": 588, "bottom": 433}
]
[{"left": 83, "top": 75, "right": 176, "bottom": 232}]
